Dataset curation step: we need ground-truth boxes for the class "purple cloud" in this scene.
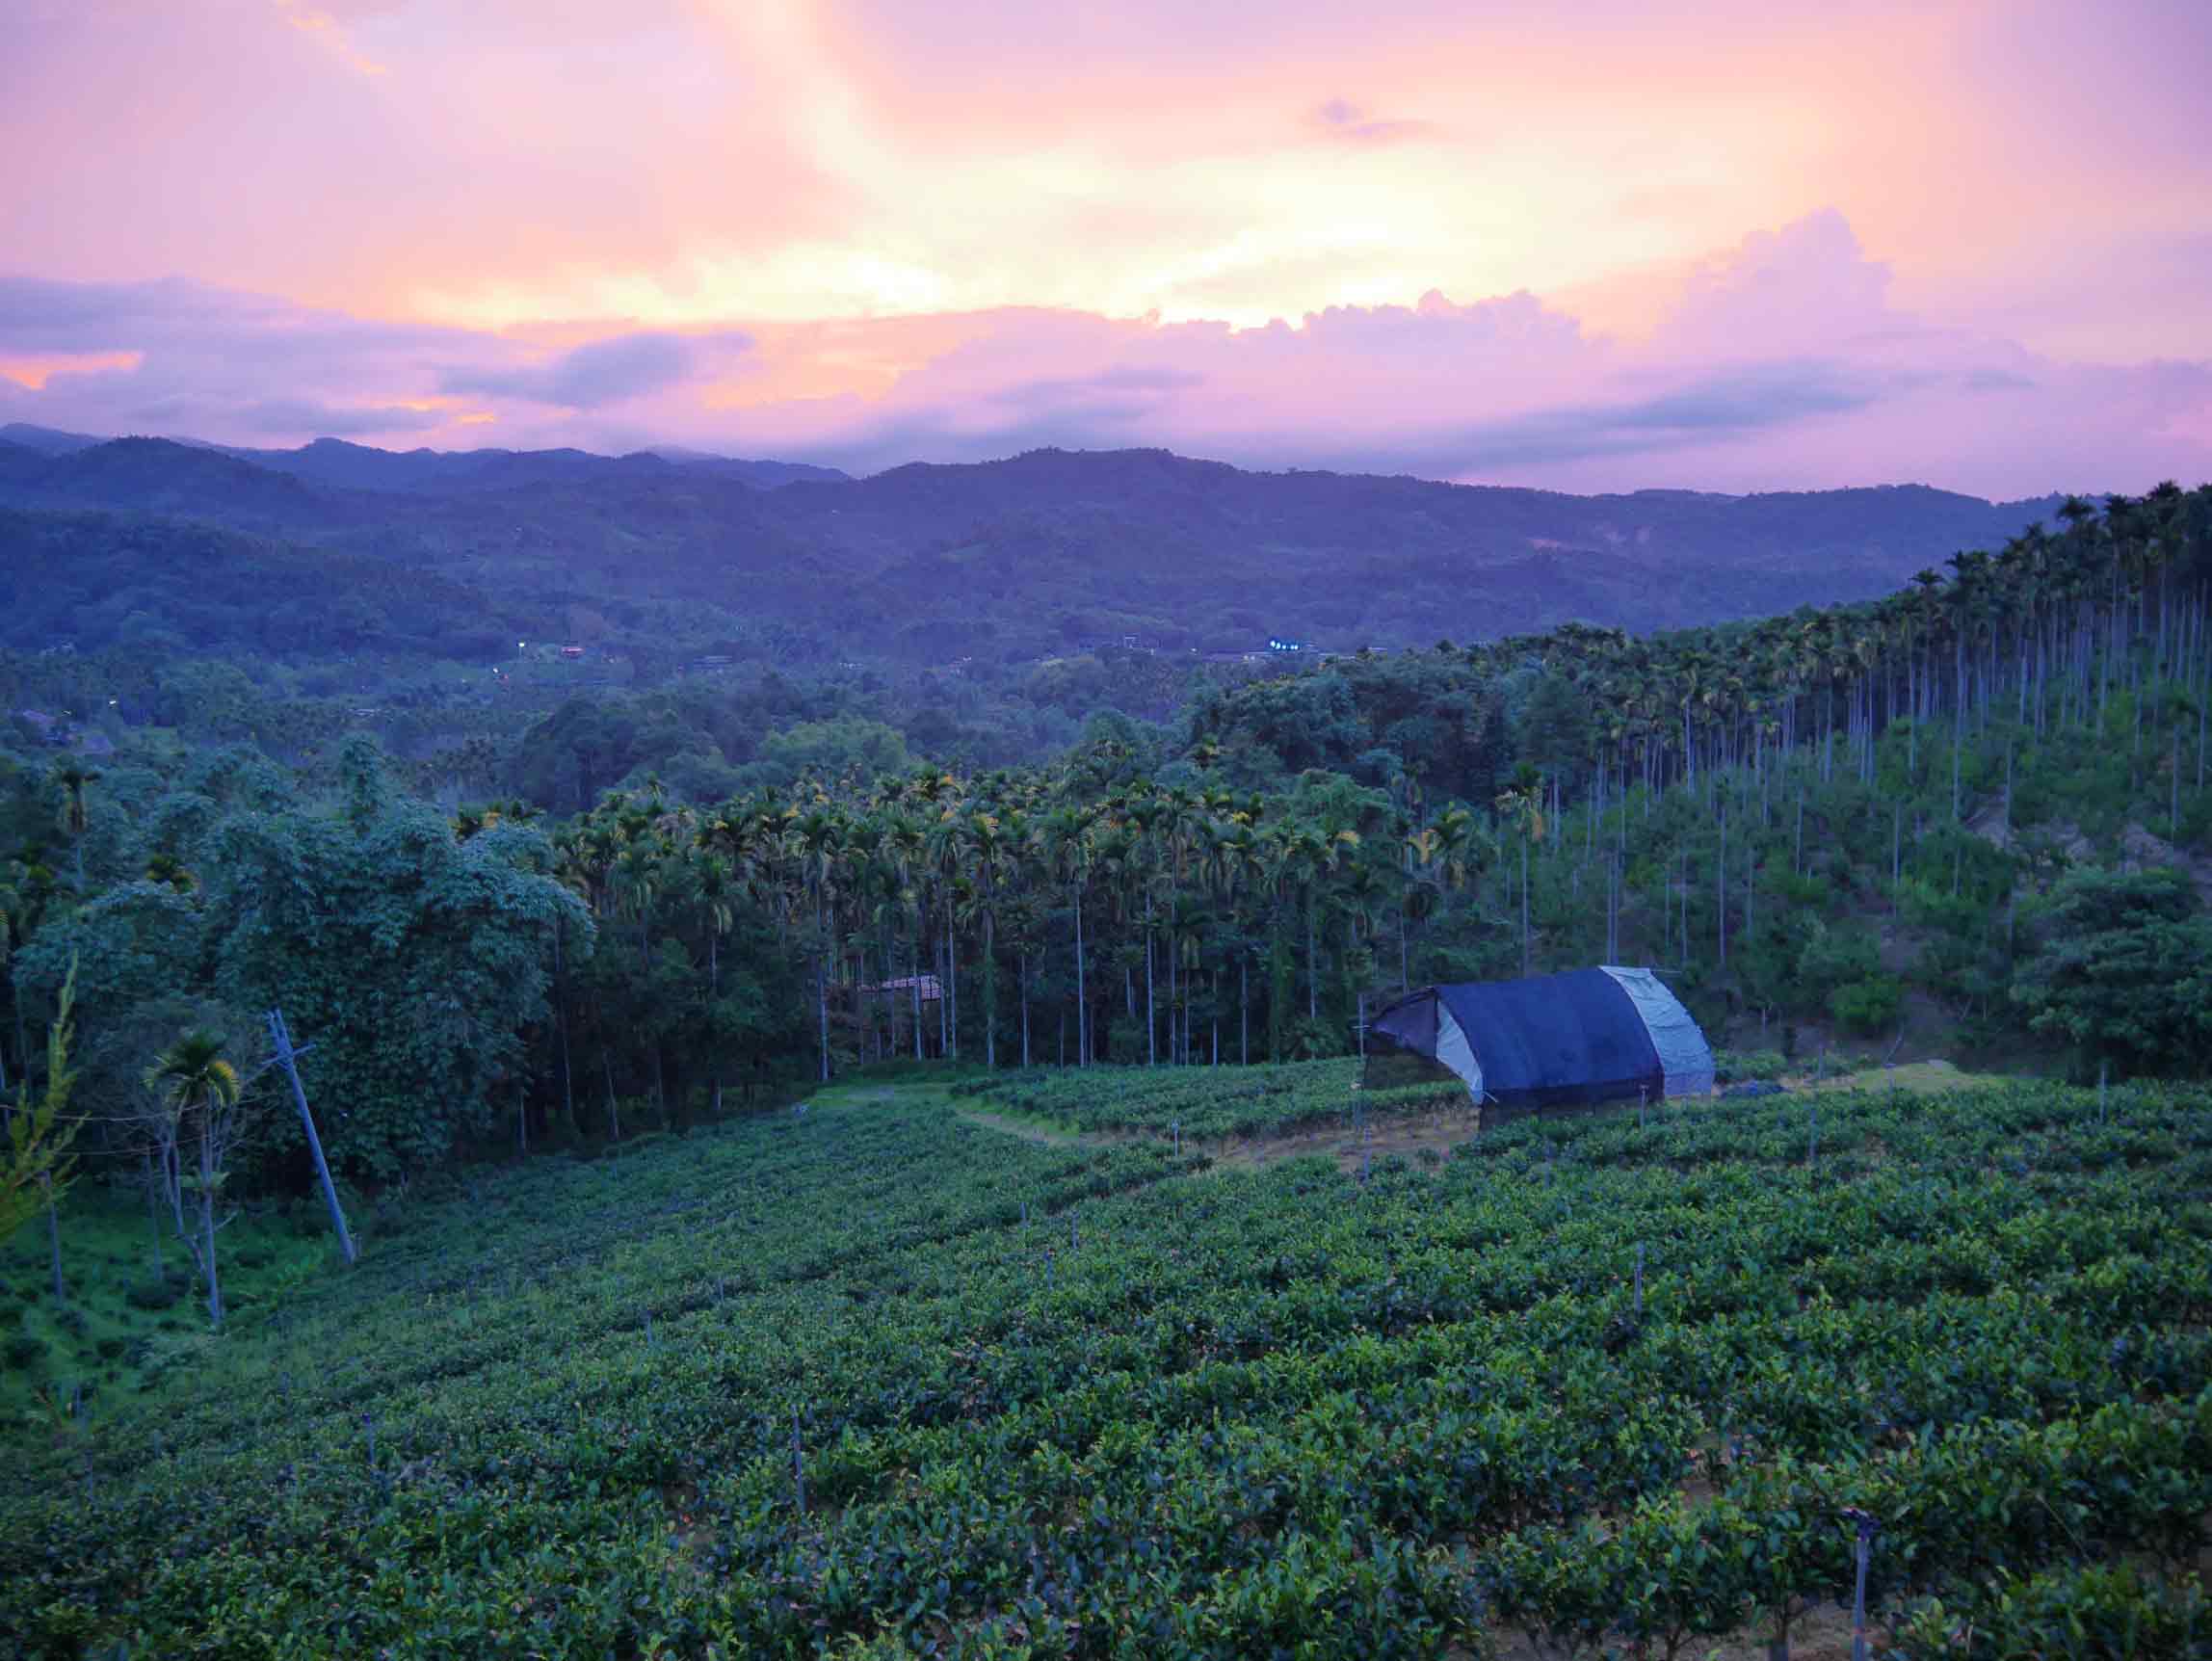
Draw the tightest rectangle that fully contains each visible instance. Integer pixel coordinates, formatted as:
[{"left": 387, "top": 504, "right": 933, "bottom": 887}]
[{"left": 442, "top": 330, "right": 751, "bottom": 409}]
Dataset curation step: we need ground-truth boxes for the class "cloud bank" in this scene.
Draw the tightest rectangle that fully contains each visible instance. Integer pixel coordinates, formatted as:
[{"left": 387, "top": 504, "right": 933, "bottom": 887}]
[{"left": 2, "top": 212, "right": 2203, "bottom": 496}]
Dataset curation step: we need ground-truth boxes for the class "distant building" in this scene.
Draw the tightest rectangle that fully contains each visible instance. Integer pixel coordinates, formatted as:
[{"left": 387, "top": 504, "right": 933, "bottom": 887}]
[
  {"left": 1267, "top": 637, "right": 1311, "bottom": 654},
  {"left": 857, "top": 974, "right": 943, "bottom": 1003},
  {"left": 14, "top": 709, "right": 67, "bottom": 747},
  {"left": 1075, "top": 633, "right": 1162, "bottom": 654},
  {"left": 561, "top": 645, "right": 587, "bottom": 660}
]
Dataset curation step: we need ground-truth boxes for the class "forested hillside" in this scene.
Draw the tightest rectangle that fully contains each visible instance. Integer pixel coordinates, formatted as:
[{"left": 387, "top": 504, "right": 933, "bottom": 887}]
[
  {"left": 3, "top": 469, "right": 2211, "bottom": 1653},
  {"left": 1, "top": 483, "right": 2206, "bottom": 1192},
  {"left": 0, "top": 434, "right": 2064, "bottom": 672}
]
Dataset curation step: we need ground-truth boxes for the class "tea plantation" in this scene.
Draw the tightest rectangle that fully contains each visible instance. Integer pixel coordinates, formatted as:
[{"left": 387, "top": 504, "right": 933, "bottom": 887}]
[
  {"left": 954, "top": 1057, "right": 1468, "bottom": 1140},
  {"left": 4, "top": 1071, "right": 2210, "bottom": 1656}
]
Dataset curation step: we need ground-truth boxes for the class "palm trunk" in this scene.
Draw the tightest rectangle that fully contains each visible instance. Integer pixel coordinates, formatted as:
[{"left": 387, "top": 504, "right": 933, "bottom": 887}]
[
  {"left": 1717, "top": 808, "right": 1727, "bottom": 967},
  {"left": 1519, "top": 838, "right": 1531, "bottom": 975},
  {"left": 1240, "top": 953, "right": 1250, "bottom": 1066},
  {"left": 1019, "top": 951, "right": 1031, "bottom": 1068},
  {"left": 983, "top": 910, "right": 996, "bottom": 1069},
  {"left": 1145, "top": 891, "right": 1156, "bottom": 1067},
  {"left": 44, "top": 1173, "right": 64, "bottom": 1304},
  {"left": 815, "top": 891, "right": 830, "bottom": 1083},
  {"left": 144, "top": 1154, "right": 164, "bottom": 1277},
  {"left": 198, "top": 1121, "right": 223, "bottom": 1331},
  {"left": 1073, "top": 885, "right": 1088, "bottom": 1067},
  {"left": 556, "top": 923, "right": 577, "bottom": 1139},
  {"left": 1305, "top": 891, "right": 1319, "bottom": 1022}
]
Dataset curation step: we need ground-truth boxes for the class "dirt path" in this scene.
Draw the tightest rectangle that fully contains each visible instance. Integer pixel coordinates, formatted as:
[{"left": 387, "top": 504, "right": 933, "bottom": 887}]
[
  {"left": 1207, "top": 1108, "right": 1482, "bottom": 1176},
  {"left": 952, "top": 1106, "right": 1090, "bottom": 1147}
]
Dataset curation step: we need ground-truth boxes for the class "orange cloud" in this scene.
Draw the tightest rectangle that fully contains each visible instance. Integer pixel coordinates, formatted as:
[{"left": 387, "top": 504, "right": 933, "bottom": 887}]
[
  {"left": 273, "top": 1, "right": 388, "bottom": 77},
  {"left": 0, "top": 351, "right": 144, "bottom": 390}
]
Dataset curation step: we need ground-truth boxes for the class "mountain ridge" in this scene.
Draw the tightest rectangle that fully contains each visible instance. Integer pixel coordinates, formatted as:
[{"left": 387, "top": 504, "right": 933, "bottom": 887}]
[{"left": 0, "top": 432, "right": 2076, "bottom": 663}]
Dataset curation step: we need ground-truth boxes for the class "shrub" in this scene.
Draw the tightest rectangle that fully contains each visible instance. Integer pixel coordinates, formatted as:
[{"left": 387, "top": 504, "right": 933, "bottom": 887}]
[
  {"left": 3, "top": 1333, "right": 46, "bottom": 1372},
  {"left": 125, "top": 1276, "right": 186, "bottom": 1312},
  {"left": 1796, "top": 921, "right": 1882, "bottom": 1006},
  {"left": 96, "top": 1336, "right": 128, "bottom": 1361},
  {"left": 1830, "top": 974, "right": 1904, "bottom": 1036},
  {"left": 1713, "top": 1048, "right": 1787, "bottom": 1084},
  {"left": 53, "top": 1306, "right": 88, "bottom": 1338}
]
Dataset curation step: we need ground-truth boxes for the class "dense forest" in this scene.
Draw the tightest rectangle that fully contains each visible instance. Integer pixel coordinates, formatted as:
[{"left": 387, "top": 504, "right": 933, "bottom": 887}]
[
  {"left": 5, "top": 471, "right": 2212, "bottom": 1654},
  {"left": 0, "top": 431, "right": 2063, "bottom": 680},
  {"left": 3, "top": 482, "right": 2207, "bottom": 1207}
]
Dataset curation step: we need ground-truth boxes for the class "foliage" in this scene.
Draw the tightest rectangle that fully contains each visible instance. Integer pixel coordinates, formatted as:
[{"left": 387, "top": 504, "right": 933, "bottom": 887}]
[
  {"left": 1, "top": 1076, "right": 2210, "bottom": 1651},
  {"left": 1889, "top": 1562, "right": 2207, "bottom": 1658},
  {"left": 1830, "top": 973, "right": 1905, "bottom": 1037},
  {"left": 1712, "top": 1047, "right": 1787, "bottom": 1083},
  {"left": 2012, "top": 866, "right": 2212, "bottom": 1077},
  {"left": 0, "top": 962, "right": 77, "bottom": 1248}
]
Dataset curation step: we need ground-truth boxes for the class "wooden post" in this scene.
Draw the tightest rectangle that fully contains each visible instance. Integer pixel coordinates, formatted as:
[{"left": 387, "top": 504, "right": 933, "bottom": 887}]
[
  {"left": 1846, "top": 1510, "right": 1877, "bottom": 1661},
  {"left": 269, "top": 1010, "right": 357, "bottom": 1265},
  {"left": 791, "top": 1407, "right": 805, "bottom": 1516}
]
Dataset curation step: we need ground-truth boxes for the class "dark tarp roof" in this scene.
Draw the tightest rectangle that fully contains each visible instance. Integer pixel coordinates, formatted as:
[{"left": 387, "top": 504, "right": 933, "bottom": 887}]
[{"left": 1371, "top": 969, "right": 1667, "bottom": 1109}]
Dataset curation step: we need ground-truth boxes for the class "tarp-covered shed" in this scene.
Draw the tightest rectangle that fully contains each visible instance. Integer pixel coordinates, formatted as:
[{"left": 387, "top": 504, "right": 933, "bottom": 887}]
[{"left": 1369, "top": 968, "right": 1714, "bottom": 1109}]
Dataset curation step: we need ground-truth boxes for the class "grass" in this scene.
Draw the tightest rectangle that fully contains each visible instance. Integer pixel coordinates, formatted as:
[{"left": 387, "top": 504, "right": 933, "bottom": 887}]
[
  {"left": 0, "top": 1183, "right": 345, "bottom": 1434},
  {"left": 1788, "top": 1058, "right": 2008, "bottom": 1094}
]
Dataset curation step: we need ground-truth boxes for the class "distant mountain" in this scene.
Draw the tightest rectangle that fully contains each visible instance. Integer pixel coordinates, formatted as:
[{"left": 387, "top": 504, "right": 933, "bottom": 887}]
[
  {"left": 0, "top": 422, "right": 105, "bottom": 455},
  {"left": 644, "top": 447, "right": 850, "bottom": 488},
  {"left": 0, "top": 435, "right": 2076, "bottom": 664},
  {"left": 1, "top": 436, "right": 340, "bottom": 528},
  {"left": 747, "top": 447, "right": 2067, "bottom": 646},
  {"left": 0, "top": 427, "right": 850, "bottom": 496},
  {"left": 212, "top": 436, "right": 850, "bottom": 495}
]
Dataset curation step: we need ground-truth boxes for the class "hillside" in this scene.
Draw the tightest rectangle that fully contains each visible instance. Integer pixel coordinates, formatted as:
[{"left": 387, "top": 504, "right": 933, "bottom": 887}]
[
  {"left": 0, "top": 434, "right": 2065, "bottom": 665},
  {"left": 5, "top": 1072, "right": 2208, "bottom": 1654}
]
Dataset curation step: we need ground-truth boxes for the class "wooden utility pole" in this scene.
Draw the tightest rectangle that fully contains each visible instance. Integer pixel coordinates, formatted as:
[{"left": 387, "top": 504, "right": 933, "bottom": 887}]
[{"left": 267, "top": 1009, "right": 356, "bottom": 1265}]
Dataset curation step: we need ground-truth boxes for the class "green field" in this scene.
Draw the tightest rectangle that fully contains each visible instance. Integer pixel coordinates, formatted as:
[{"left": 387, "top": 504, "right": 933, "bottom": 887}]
[
  {"left": 956, "top": 1058, "right": 1469, "bottom": 1141},
  {"left": 4, "top": 1069, "right": 2211, "bottom": 1656},
  {"left": 0, "top": 1191, "right": 342, "bottom": 1430}
]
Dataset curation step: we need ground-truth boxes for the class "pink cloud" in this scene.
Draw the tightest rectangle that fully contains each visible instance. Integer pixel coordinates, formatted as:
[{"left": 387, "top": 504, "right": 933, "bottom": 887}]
[{"left": 3, "top": 210, "right": 2206, "bottom": 498}]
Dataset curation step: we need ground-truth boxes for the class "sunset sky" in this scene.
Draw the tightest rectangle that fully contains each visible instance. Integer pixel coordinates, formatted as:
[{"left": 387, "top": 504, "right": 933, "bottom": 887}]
[{"left": 3, "top": 0, "right": 2207, "bottom": 494}]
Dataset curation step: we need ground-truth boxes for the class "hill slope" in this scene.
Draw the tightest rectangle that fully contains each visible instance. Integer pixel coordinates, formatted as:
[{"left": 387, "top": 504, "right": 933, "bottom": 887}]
[
  {"left": 4, "top": 1074, "right": 2206, "bottom": 1654},
  {"left": 0, "top": 436, "right": 2066, "bottom": 663}
]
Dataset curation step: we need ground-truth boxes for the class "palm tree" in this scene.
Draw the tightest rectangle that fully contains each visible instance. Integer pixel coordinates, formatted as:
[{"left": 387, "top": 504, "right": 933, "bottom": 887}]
[
  {"left": 145, "top": 1030, "right": 242, "bottom": 1331},
  {"left": 53, "top": 763, "right": 99, "bottom": 890},
  {"left": 793, "top": 807, "right": 844, "bottom": 1080},
  {"left": 1040, "top": 807, "right": 1095, "bottom": 1064},
  {"left": 1495, "top": 763, "right": 1546, "bottom": 975}
]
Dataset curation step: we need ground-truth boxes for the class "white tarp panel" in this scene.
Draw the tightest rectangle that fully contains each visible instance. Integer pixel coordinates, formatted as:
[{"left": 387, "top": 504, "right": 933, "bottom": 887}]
[
  {"left": 1598, "top": 966, "right": 1714, "bottom": 1098},
  {"left": 1434, "top": 1006, "right": 1485, "bottom": 1101}
]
